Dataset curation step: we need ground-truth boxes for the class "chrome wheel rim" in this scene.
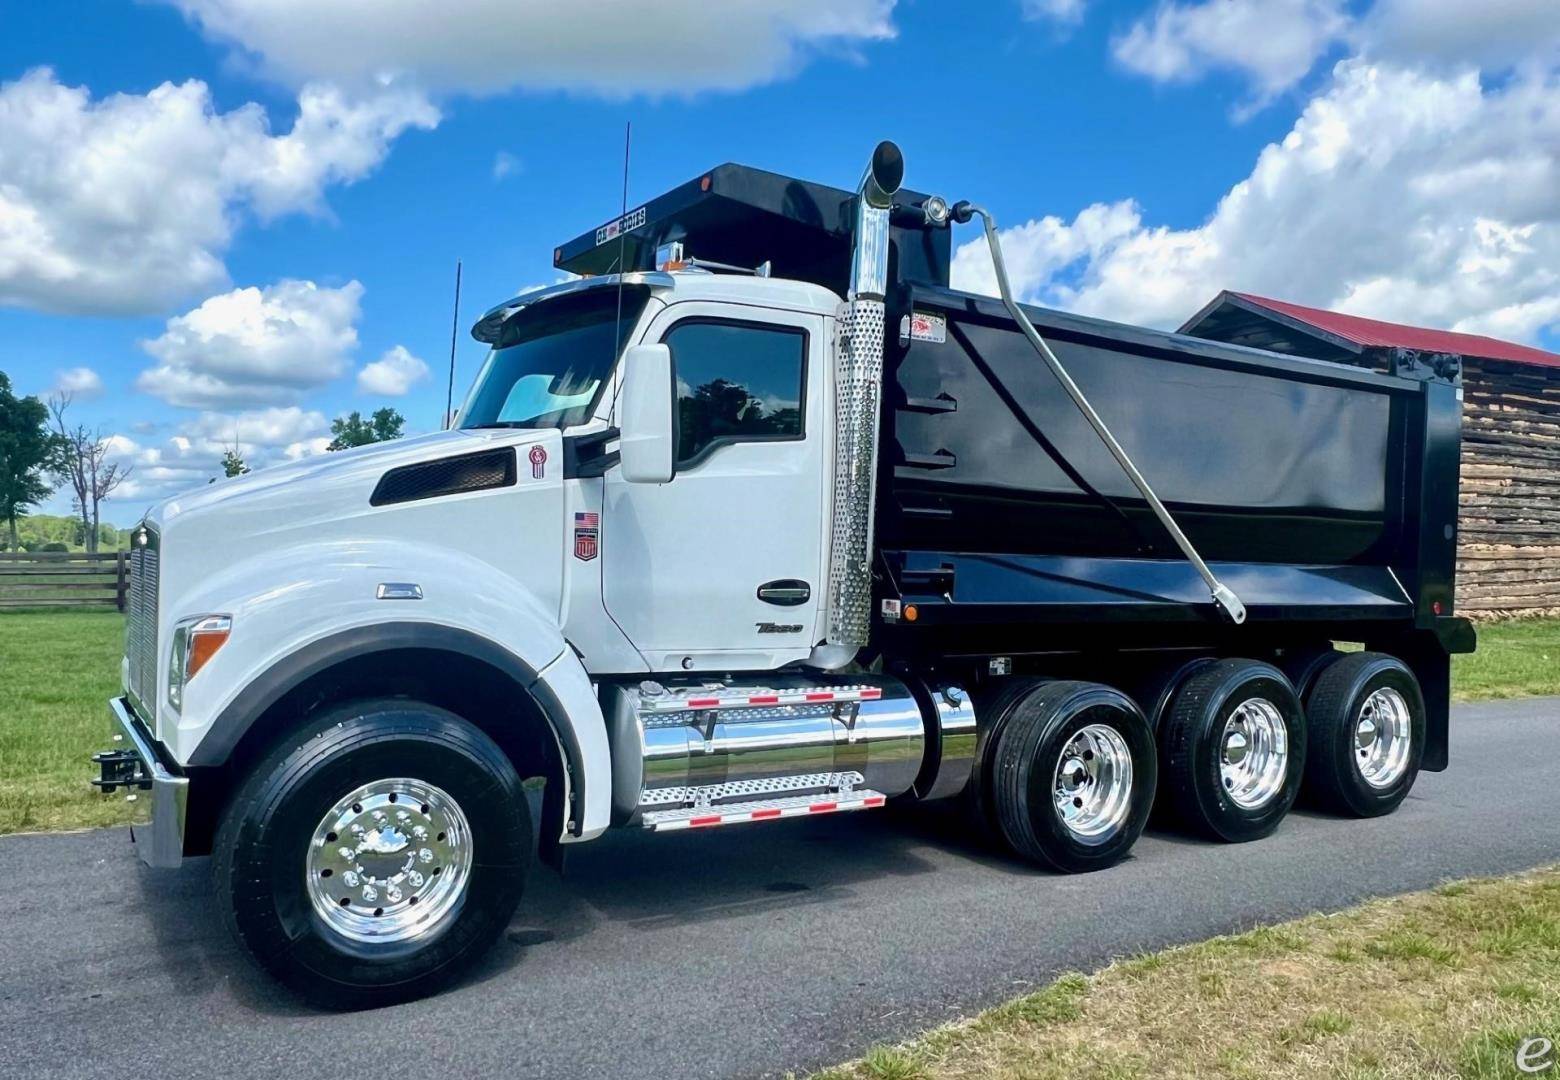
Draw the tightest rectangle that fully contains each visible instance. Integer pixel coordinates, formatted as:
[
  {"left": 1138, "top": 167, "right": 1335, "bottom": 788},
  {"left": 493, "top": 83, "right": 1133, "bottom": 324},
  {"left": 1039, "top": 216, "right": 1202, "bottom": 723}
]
[
  {"left": 1355, "top": 687, "right": 1412, "bottom": 789},
  {"left": 1219, "top": 698, "right": 1289, "bottom": 810},
  {"left": 305, "top": 778, "right": 473, "bottom": 945},
  {"left": 1053, "top": 723, "right": 1134, "bottom": 845}
]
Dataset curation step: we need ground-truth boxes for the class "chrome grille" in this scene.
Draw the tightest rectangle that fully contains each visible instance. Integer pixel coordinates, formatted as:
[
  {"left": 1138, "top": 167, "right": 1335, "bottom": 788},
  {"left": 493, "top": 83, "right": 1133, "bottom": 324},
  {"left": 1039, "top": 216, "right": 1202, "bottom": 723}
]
[{"left": 125, "top": 528, "right": 160, "bottom": 723}]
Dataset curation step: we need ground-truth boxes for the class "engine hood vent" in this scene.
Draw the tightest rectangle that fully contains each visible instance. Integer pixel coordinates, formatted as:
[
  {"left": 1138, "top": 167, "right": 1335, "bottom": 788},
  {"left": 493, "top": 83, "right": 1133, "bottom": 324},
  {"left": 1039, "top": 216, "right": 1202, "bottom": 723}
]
[{"left": 370, "top": 448, "right": 517, "bottom": 507}]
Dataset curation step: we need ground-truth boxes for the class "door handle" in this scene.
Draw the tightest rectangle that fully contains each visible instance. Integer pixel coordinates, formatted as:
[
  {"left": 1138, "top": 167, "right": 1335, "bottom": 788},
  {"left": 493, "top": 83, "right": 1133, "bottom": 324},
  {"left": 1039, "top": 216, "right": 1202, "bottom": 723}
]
[{"left": 757, "top": 579, "right": 811, "bottom": 606}]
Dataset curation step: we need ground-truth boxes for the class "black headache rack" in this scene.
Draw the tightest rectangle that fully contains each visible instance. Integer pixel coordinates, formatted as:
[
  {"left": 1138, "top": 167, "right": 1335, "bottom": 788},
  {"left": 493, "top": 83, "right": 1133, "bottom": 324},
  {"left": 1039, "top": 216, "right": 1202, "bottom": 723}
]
[{"left": 553, "top": 162, "right": 951, "bottom": 298}]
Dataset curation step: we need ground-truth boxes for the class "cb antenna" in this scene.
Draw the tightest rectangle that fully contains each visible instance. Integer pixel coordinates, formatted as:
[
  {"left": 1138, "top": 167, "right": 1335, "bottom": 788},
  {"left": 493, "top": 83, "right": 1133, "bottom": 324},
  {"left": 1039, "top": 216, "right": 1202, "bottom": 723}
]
[
  {"left": 608, "top": 120, "right": 631, "bottom": 427},
  {"left": 444, "top": 259, "right": 463, "bottom": 429}
]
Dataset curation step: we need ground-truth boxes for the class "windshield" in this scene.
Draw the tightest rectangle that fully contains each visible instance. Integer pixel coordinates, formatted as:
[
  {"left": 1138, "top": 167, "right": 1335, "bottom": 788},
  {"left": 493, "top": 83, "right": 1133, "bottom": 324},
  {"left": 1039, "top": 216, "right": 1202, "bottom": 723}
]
[{"left": 459, "top": 285, "right": 651, "bottom": 430}]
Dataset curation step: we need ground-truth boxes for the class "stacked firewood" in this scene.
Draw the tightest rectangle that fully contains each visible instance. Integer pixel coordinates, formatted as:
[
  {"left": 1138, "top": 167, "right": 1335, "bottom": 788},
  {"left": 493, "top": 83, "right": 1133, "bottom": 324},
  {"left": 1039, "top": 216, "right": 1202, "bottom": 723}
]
[{"left": 1457, "top": 357, "right": 1560, "bottom": 618}]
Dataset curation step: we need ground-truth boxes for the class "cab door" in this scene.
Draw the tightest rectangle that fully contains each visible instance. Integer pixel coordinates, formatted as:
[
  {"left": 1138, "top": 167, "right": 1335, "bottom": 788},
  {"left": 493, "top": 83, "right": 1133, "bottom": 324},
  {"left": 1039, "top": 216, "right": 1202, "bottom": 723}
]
[{"left": 601, "top": 303, "right": 829, "bottom": 671}]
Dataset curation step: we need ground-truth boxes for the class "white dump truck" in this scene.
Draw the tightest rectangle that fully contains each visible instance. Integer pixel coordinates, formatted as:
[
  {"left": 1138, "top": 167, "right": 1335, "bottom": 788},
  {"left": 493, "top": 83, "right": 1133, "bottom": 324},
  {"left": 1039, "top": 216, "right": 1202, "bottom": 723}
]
[{"left": 97, "top": 144, "right": 1473, "bottom": 1007}]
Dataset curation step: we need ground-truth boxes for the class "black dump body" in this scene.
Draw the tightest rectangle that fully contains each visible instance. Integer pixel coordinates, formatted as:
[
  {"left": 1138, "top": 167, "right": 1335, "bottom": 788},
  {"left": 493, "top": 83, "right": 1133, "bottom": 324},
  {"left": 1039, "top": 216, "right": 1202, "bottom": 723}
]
[
  {"left": 881, "top": 290, "right": 1464, "bottom": 640},
  {"left": 557, "top": 162, "right": 1473, "bottom": 763}
]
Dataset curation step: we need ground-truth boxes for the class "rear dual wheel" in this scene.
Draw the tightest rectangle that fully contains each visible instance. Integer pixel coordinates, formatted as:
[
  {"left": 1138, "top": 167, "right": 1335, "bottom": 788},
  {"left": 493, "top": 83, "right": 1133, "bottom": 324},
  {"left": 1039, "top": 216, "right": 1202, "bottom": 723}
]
[
  {"left": 988, "top": 681, "right": 1158, "bottom": 873},
  {"left": 1161, "top": 659, "right": 1306, "bottom": 843},
  {"left": 1304, "top": 652, "right": 1425, "bottom": 817}
]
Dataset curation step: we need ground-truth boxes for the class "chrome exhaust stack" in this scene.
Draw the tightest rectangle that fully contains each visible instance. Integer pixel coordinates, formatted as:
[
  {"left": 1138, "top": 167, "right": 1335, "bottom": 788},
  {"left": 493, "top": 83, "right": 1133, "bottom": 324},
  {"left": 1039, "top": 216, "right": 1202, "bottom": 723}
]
[{"left": 824, "top": 141, "right": 904, "bottom": 654}]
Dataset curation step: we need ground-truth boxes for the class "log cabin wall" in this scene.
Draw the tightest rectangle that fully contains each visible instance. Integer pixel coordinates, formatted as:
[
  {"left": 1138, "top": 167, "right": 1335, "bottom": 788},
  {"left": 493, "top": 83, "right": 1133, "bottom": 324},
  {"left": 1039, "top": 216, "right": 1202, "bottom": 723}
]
[{"left": 1457, "top": 357, "right": 1560, "bottom": 618}]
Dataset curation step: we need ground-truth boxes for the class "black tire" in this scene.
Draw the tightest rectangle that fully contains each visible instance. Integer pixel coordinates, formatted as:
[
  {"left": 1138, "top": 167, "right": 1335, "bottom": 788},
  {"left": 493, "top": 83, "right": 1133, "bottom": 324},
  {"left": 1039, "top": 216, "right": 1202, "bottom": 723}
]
[
  {"left": 962, "top": 678, "right": 1046, "bottom": 836},
  {"left": 991, "top": 681, "right": 1157, "bottom": 873},
  {"left": 213, "top": 699, "right": 531, "bottom": 1009},
  {"left": 1303, "top": 652, "right": 1425, "bottom": 817},
  {"left": 1161, "top": 659, "right": 1306, "bottom": 843}
]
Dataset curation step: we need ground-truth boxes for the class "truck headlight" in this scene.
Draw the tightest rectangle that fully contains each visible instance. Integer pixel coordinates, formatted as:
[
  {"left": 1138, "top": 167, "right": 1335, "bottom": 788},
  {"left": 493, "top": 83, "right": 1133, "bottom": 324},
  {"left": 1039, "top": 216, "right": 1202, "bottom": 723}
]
[{"left": 167, "top": 615, "right": 232, "bottom": 711}]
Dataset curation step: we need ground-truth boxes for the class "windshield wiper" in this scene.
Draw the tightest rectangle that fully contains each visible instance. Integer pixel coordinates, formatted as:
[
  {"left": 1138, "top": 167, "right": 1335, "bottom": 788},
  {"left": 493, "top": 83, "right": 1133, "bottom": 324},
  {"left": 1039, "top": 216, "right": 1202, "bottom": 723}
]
[{"left": 463, "top": 421, "right": 531, "bottom": 430}]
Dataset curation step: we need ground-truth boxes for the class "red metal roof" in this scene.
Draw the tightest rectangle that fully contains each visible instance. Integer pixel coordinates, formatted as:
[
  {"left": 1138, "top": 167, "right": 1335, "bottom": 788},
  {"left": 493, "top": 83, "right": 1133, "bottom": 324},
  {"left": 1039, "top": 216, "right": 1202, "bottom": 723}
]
[{"left": 1232, "top": 292, "right": 1560, "bottom": 370}]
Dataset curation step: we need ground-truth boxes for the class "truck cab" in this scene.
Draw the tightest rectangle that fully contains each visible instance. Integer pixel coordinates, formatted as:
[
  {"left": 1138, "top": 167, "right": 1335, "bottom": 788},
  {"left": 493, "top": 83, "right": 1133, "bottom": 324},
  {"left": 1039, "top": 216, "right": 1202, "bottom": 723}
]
[
  {"left": 97, "top": 143, "right": 1472, "bottom": 1008},
  {"left": 466, "top": 271, "right": 842, "bottom": 675}
]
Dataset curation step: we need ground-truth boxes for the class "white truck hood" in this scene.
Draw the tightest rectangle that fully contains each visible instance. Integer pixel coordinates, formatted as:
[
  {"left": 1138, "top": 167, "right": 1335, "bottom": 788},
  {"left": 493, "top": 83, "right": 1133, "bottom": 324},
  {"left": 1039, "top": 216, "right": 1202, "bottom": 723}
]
[{"left": 144, "top": 429, "right": 485, "bottom": 532}]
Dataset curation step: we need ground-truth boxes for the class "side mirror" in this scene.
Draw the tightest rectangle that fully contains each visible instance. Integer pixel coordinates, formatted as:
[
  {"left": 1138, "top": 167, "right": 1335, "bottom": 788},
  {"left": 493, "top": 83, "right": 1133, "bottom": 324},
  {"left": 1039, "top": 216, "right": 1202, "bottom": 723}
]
[{"left": 619, "top": 344, "right": 675, "bottom": 484}]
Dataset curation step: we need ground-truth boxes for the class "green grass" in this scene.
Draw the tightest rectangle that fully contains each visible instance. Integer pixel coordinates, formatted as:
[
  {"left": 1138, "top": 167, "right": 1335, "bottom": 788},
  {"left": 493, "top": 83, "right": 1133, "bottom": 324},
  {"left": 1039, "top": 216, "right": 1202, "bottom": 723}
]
[
  {"left": 1454, "top": 619, "right": 1560, "bottom": 702},
  {"left": 813, "top": 867, "right": 1560, "bottom": 1080},
  {"left": 0, "top": 610, "right": 142, "bottom": 834},
  {"left": 0, "top": 612, "right": 1554, "bottom": 837}
]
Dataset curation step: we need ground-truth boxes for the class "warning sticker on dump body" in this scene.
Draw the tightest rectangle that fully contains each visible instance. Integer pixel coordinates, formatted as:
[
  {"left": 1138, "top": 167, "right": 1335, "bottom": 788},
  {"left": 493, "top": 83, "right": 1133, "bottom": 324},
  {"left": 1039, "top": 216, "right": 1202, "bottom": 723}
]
[{"left": 908, "top": 311, "right": 946, "bottom": 343}]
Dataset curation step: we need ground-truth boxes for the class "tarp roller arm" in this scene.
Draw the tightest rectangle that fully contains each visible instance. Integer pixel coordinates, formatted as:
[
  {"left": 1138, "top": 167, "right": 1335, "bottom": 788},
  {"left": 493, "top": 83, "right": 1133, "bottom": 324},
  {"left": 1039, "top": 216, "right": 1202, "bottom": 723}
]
[{"left": 960, "top": 203, "right": 1247, "bottom": 625}]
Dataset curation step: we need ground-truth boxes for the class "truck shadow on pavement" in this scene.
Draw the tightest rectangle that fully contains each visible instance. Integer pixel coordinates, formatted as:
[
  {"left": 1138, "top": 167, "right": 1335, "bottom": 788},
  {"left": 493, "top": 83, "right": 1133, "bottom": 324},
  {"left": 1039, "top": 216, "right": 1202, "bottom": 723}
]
[{"left": 130, "top": 800, "right": 1050, "bottom": 1015}]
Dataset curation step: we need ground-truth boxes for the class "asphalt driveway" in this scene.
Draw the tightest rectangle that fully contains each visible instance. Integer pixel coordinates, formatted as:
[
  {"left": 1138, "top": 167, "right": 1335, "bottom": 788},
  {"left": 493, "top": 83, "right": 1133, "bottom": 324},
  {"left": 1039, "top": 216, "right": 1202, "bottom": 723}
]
[{"left": 1, "top": 696, "right": 1557, "bottom": 1080}]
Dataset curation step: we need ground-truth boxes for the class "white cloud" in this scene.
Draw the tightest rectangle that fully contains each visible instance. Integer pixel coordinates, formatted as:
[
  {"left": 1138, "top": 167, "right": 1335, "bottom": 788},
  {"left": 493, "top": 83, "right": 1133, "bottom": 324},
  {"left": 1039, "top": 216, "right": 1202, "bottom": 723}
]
[
  {"left": 492, "top": 151, "right": 520, "bottom": 181},
  {"left": 184, "top": 405, "right": 328, "bottom": 450},
  {"left": 1362, "top": 0, "right": 1560, "bottom": 71},
  {"left": 950, "top": 201, "right": 1143, "bottom": 302},
  {"left": 1023, "top": 0, "right": 1087, "bottom": 25},
  {"left": 0, "top": 68, "right": 435, "bottom": 317},
  {"left": 357, "top": 345, "right": 430, "bottom": 396},
  {"left": 1112, "top": 0, "right": 1350, "bottom": 108},
  {"left": 162, "top": 0, "right": 897, "bottom": 96},
  {"left": 952, "top": 60, "right": 1560, "bottom": 347},
  {"left": 51, "top": 366, "right": 103, "bottom": 398},
  {"left": 137, "top": 279, "right": 364, "bottom": 408},
  {"left": 107, "top": 405, "right": 329, "bottom": 502}
]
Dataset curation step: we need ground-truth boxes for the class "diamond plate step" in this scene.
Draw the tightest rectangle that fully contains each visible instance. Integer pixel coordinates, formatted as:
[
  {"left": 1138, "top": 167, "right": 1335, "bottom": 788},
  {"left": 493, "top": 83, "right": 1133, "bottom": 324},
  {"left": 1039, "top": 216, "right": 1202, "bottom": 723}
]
[{"left": 641, "top": 790, "right": 888, "bottom": 832}]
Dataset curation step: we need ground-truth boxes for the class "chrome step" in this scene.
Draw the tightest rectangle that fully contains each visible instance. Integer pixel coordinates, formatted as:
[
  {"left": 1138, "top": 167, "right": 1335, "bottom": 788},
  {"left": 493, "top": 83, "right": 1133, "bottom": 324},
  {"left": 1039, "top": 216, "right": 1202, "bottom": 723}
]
[
  {"left": 640, "top": 770, "right": 865, "bottom": 808},
  {"left": 641, "top": 789, "right": 888, "bottom": 832}
]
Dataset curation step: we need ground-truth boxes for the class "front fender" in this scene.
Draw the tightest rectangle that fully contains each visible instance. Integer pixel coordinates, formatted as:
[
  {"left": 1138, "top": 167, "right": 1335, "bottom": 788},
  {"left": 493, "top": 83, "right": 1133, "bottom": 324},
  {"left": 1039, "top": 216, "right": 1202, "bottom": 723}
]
[{"left": 166, "top": 539, "right": 612, "bottom": 840}]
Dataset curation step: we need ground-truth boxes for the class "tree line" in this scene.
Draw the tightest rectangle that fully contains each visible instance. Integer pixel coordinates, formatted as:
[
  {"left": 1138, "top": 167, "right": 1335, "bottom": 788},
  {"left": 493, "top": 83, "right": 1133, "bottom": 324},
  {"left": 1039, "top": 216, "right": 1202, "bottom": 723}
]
[{"left": 0, "top": 370, "right": 407, "bottom": 552}]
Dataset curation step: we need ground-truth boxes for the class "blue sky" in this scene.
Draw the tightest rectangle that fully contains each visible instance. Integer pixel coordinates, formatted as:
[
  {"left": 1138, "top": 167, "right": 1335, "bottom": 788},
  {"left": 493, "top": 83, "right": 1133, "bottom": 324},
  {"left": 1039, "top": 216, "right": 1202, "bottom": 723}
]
[{"left": 2, "top": 0, "right": 1557, "bottom": 524}]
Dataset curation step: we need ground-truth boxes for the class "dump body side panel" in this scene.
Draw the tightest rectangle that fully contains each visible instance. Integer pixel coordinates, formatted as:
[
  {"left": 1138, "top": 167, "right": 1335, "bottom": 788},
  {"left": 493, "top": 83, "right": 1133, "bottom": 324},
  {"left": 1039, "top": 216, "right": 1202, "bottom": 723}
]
[{"left": 878, "top": 287, "right": 1461, "bottom": 635}]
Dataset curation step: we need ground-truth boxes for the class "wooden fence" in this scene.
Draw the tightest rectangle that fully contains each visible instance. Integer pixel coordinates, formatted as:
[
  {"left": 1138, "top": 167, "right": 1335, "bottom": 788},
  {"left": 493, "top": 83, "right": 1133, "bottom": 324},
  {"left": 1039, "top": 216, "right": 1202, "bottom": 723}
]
[
  {"left": 0, "top": 551, "right": 130, "bottom": 610},
  {"left": 1458, "top": 358, "right": 1560, "bottom": 618}
]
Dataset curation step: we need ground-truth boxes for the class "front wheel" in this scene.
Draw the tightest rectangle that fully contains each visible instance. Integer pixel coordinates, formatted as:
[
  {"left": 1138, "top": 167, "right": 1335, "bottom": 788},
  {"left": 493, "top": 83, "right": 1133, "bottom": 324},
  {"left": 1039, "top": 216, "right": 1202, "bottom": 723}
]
[{"left": 213, "top": 700, "right": 531, "bottom": 1009}]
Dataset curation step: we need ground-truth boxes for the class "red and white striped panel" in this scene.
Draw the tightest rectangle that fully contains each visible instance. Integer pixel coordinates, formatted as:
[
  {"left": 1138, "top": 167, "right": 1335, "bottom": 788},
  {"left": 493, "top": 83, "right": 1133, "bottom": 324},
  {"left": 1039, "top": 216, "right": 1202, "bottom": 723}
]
[
  {"left": 643, "top": 685, "right": 884, "bottom": 713},
  {"left": 643, "top": 790, "right": 887, "bottom": 832}
]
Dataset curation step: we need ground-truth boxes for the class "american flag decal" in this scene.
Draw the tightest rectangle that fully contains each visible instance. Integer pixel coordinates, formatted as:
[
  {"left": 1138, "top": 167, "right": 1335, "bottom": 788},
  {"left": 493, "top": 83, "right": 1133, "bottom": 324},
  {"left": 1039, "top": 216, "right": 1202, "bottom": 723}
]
[{"left": 573, "top": 511, "right": 599, "bottom": 562}]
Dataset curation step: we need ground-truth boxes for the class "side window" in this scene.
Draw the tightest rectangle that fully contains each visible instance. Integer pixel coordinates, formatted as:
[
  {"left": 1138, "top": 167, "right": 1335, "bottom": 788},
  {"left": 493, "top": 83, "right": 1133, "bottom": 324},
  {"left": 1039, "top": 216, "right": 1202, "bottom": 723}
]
[{"left": 663, "top": 320, "right": 806, "bottom": 466}]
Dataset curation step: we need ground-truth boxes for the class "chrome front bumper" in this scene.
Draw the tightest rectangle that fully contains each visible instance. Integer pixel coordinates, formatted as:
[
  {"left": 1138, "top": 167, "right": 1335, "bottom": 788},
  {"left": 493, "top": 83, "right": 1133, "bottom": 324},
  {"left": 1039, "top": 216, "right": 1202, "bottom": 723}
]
[{"left": 97, "top": 698, "right": 187, "bottom": 868}]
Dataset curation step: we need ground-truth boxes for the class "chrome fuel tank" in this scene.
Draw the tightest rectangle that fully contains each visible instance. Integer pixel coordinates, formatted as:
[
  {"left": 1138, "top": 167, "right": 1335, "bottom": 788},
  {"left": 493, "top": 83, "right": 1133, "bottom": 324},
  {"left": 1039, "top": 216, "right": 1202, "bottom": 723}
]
[{"left": 605, "top": 676, "right": 926, "bottom": 824}]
